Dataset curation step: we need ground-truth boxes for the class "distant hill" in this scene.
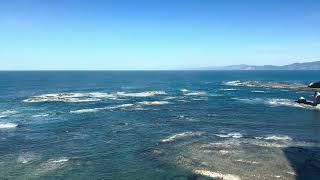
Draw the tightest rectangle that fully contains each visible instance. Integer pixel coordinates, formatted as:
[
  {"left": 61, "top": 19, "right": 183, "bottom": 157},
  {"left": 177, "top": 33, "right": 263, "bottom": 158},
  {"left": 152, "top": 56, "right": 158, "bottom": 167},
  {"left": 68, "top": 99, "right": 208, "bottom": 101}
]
[{"left": 199, "top": 61, "right": 320, "bottom": 70}]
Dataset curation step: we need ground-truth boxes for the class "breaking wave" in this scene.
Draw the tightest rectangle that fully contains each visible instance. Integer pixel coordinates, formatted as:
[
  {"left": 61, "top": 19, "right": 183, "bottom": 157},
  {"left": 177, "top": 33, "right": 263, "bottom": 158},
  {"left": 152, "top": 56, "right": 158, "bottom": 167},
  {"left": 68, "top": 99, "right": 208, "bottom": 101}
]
[
  {"left": 0, "top": 122, "right": 18, "bottom": 129},
  {"left": 184, "top": 92, "right": 207, "bottom": 96},
  {"left": 255, "top": 135, "right": 292, "bottom": 141},
  {"left": 251, "top": 90, "right": 266, "bottom": 93},
  {"left": 17, "top": 152, "right": 40, "bottom": 164},
  {"left": 139, "top": 101, "right": 169, "bottom": 105},
  {"left": 24, "top": 91, "right": 167, "bottom": 103},
  {"left": 0, "top": 110, "right": 19, "bottom": 118},
  {"left": 220, "top": 88, "right": 238, "bottom": 91},
  {"left": 70, "top": 104, "right": 135, "bottom": 114},
  {"left": 23, "top": 93, "right": 109, "bottom": 103},
  {"left": 232, "top": 98, "right": 320, "bottom": 110},
  {"left": 116, "top": 91, "right": 166, "bottom": 97},
  {"left": 161, "top": 131, "right": 202, "bottom": 142},
  {"left": 36, "top": 157, "right": 69, "bottom": 174},
  {"left": 193, "top": 169, "right": 241, "bottom": 180},
  {"left": 215, "top": 133, "right": 243, "bottom": 138},
  {"left": 32, "top": 114, "right": 49, "bottom": 118}
]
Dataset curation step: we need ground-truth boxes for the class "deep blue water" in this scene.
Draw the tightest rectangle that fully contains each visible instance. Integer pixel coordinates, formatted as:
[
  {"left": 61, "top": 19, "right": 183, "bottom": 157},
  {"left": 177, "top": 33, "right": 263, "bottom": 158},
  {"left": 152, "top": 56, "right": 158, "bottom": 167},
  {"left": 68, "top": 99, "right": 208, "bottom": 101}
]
[{"left": 0, "top": 71, "right": 320, "bottom": 180}]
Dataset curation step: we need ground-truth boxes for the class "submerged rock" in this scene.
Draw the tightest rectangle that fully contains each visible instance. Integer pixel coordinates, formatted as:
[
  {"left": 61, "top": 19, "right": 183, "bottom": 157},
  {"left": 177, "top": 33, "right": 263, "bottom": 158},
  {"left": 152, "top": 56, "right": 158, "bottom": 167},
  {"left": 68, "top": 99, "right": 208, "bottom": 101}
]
[{"left": 309, "top": 82, "right": 320, "bottom": 88}]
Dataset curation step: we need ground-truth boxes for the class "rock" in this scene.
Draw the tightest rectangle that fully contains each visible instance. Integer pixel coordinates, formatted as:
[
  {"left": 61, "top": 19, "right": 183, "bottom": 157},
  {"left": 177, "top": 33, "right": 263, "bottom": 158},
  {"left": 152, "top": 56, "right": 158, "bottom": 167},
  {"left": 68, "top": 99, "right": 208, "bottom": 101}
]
[
  {"left": 314, "top": 92, "right": 320, "bottom": 105},
  {"left": 308, "top": 82, "right": 320, "bottom": 88},
  {"left": 296, "top": 97, "right": 307, "bottom": 104}
]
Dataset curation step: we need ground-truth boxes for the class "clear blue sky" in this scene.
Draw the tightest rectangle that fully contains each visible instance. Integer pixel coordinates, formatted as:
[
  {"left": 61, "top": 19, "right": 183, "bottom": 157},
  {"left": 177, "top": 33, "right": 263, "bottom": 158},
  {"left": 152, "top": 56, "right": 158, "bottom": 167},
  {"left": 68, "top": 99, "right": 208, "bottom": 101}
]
[{"left": 1, "top": 0, "right": 320, "bottom": 70}]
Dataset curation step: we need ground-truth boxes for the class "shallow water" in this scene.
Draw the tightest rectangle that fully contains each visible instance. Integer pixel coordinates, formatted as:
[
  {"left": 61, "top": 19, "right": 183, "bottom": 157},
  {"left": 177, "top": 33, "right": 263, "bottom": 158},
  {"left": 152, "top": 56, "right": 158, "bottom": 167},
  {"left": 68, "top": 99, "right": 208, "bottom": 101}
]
[{"left": 0, "top": 71, "right": 320, "bottom": 179}]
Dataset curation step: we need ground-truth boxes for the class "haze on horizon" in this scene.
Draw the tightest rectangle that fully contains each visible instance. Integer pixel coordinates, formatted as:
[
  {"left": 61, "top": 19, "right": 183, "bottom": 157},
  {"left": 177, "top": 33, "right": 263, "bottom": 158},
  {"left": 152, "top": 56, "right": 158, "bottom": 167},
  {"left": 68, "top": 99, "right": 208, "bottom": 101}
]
[{"left": 1, "top": 0, "right": 320, "bottom": 70}]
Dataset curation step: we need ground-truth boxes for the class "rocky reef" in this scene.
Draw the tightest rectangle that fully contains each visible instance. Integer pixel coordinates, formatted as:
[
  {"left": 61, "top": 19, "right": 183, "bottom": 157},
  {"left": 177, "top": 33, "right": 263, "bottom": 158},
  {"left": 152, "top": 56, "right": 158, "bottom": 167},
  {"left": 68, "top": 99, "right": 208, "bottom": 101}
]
[{"left": 226, "top": 80, "right": 320, "bottom": 91}]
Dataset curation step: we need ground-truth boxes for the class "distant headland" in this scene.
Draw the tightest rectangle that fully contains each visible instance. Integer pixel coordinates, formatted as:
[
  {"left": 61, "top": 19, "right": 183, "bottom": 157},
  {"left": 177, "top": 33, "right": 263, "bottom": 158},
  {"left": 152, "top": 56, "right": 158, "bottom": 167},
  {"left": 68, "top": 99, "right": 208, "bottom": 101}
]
[{"left": 198, "top": 61, "right": 320, "bottom": 70}]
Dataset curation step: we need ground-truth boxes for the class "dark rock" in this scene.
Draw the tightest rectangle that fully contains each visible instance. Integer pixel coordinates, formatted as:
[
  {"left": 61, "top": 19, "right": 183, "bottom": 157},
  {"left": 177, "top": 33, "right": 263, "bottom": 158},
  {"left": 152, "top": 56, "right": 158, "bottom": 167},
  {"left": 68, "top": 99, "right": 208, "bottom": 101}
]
[
  {"left": 314, "top": 92, "right": 320, "bottom": 105},
  {"left": 308, "top": 82, "right": 320, "bottom": 88},
  {"left": 295, "top": 97, "right": 313, "bottom": 106},
  {"left": 296, "top": 97, "right": 307, "bottom": 104}
]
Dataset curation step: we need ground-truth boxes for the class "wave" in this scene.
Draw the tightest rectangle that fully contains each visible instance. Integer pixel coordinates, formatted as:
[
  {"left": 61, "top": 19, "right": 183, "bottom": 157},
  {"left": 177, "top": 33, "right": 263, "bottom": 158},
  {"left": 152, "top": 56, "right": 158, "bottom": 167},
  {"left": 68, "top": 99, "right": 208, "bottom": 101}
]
[
  {"left": 32, "top": 114, "right": 49, "bottom": 118},
  {"left": 161, "top": 131, "right": 202, "bottom": 142},
  {"left": 23, "top": 93, "right": 109, "bottom": 103},
  {"left": 163, "top": 96, "right": 176, "bottom": 100},
  {"left": 0, "top": 110, "right": 19, "bottom": 118},
  {"left": 17, "top": 152, "right": 40, "bottom": 164},
  {"left": 36, "top": 157, "right": 69, "bottom": 174},
  {"left": 251, "top": 90, "right": 266, "bottom": 93},
  {"left": 70, "top": 108, "right": 102, "bottom": 113},
  {"left": 220, "top": 88, "right": 238, "bottom": 91},
  {"left": 255, "top": 135, "right": 292, "bottom": 141},
  {"left": 184, "top": 92, "right": 207, "bottom": 96},
  {"left": 111, "top": 103, "right": 134, "bottom": 108},
  {"left": 180, "top": 89, "right": 189, "bottom": 92},
  {"left": 232, "top": 98, "right": 320, "bottom": 110},
  {"left": 116, "top": 91, "right": 166, "bottom": 97},
  {"left": 193, "top": 169, "right": 241, "bottom": 180},
  {"left": 139, "top": 101, "right": 169, "bottom": 105},
  {"left": 251, "top": 141, "right": 288, "bottom": 148},
  {"left": 215, "top": 133, "right": 243, "bottom": 139},
  {"left": 0, "top": 122, "right": 18, "bottom": 129},
  {"left": 70, "top": 103, "right": 135, "bottom": 114}
]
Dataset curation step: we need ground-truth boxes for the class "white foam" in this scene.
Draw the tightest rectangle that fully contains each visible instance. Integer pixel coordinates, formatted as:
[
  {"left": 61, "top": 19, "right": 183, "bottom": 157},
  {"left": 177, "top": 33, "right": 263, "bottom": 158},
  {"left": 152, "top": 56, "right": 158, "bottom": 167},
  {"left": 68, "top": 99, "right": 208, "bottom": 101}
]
[
  {"left": 36, "top": 157, "right": 69, "bottom": 174},
  {"left": 233, "top": 98, "right": 319, "bottom": 110},
  {"left": 0, "top": 123, "right": 18, "bottom": 129},
  {"left": 163, "top": 96, "right": 176, "bottom": 100},
  {"left": 0, "top": 110, "right": 19, "bottom": 118},
  {"left": 209, "top": 139, "right": 241, "bottom": 148},
  {"left": 215, "top": 133, "right": 243, "bottom": 139},
  {"left": 251, "top": 141, "right": 287, "bottom": 148},
  {"left": 70, "top": 103, "right": 135, "bottom": 114},
  {"left": 180, "top": 89, "right": 189, "bottom": 92},
  {"left": 23, "top": 92, "right": 111, "bottom": 103},
  {"left": 224, "top": 80, "right": 242, "bottom": 86},
  {"left": 218, "top": 150, "right": 230, "bottom": 155},
  {"left": 251, "top": 90, "right": 266, "bottom": 93},
  {"left": 220, "top": 88, "right": 237, "bottom": 91},
  {"left": 161, "top": 131, "right": 202, "bottom": 142},
  {"left": 140, "top": 101, "right": 169, "bottom": 105},
  {"left": 32, "top": 114, "right": 49, "bottom": 118},
  {"left": 116, "top": 91, "right": 166, "bottom": 97},
  {"left": 17, "top": 152, "right": 39, "bottom": 164},
  {"left": 184, "top": 92, "right": 207, "bottom": 96},
  {"left": 50, "top": 158, "right": 69, "bottom": 163},
  {"left": 193, "top": 169, "right": 241, "bottom": 180},
  {"left": 70, "top": 108, "right": 102, "bottom": 113},
  {"left": 111, "top": 103, "right": 134, "bottom": 108},
  {"left": 262, "top": 135, "right": 292, "bottom": 141}
]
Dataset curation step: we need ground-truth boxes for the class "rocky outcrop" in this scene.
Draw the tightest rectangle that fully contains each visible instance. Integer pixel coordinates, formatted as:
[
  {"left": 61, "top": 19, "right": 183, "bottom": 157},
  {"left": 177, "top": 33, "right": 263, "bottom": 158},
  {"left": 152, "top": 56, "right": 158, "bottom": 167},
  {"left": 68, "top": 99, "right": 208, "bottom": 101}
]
[
  {"left": 309, "top": 82, "right": 320, "bottom": 88},
  {"left": 296, "top": 97, "right": 307, "bottom": 104},
  {"left": 314, "top": 92, "right": 320, "bottom": 105},
  {"left": 295, "top": 97, "right": 313, "bottom": 106}
]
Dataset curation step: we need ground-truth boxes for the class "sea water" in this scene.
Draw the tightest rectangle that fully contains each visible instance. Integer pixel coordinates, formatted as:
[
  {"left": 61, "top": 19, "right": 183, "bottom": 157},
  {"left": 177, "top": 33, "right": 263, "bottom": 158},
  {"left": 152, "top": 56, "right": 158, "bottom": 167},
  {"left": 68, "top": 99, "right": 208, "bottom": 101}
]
[{"left": 0, "top": 71, "right": 320, "bottom": 179}]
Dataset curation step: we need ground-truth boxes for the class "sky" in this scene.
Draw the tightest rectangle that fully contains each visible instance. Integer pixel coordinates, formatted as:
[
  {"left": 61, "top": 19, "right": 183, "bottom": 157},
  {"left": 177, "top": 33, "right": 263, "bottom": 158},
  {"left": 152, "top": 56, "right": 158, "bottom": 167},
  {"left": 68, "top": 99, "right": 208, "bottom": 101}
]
[{"left": 0, "top": 0, "right": 320, "bottom": 70}]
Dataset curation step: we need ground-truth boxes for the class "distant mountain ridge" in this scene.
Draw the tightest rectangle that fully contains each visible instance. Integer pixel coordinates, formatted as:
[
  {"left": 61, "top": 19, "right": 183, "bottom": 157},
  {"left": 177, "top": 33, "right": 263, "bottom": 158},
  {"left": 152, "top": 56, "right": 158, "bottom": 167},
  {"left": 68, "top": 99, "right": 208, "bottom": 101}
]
[{"left": 199, "top": 61, "right": 320, "bottom": 70}]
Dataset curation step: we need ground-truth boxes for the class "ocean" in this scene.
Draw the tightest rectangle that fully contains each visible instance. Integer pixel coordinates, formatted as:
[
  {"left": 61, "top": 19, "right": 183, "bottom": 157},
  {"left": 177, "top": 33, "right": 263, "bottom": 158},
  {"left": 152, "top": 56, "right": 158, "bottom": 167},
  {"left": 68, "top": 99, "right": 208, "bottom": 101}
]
[{"left": 0, "top": 71, "right": 320, "bottom": 180}]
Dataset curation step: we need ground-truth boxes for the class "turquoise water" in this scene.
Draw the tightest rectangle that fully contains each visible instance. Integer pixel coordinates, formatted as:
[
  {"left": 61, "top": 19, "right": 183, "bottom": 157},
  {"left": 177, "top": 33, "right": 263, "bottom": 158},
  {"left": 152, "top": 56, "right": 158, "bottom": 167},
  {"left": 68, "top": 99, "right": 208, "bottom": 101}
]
[{"left": 0, "top": 71, "right": 320, "bottom": 180}]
